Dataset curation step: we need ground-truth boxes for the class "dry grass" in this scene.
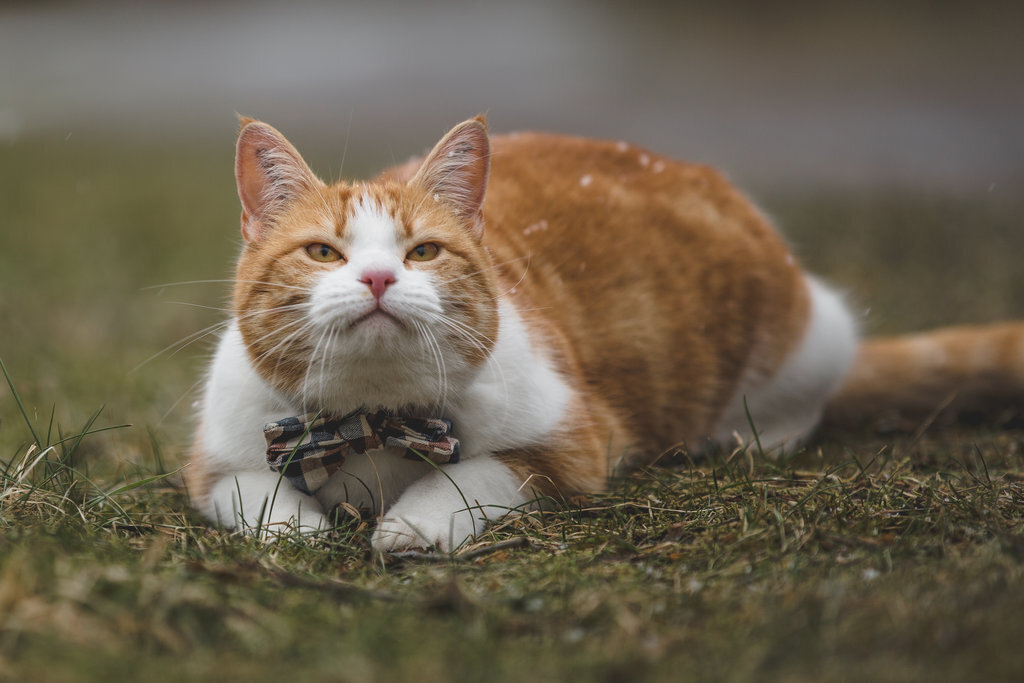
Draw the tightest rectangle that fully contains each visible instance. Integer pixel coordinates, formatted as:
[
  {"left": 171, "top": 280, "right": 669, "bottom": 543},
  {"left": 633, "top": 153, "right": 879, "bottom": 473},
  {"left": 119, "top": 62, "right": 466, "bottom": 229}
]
[
  {"left": 2, "top": 138, "right": 1023, "bottom": 681},
  {"left": 3, "top": 396, "right": 1024, "bottom": 681}
]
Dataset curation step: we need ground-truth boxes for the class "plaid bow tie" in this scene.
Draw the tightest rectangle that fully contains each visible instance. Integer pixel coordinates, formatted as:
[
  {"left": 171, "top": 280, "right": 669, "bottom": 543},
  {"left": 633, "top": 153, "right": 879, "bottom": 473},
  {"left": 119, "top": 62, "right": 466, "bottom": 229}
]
[{"left": 264, "top": 410, "right": 461, "bottom": 495}]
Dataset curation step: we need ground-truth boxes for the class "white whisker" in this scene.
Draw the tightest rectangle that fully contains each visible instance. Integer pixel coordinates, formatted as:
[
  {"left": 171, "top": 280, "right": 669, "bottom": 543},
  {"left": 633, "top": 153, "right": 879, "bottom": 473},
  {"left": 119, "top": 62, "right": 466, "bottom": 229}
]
[
  {"left": 337, "top": 108, "right": 354, "bottom": 181},
  {"left": 160, "top": 376, "right": 206, "bottom": 423},
  {"left": 256, "top": 318, "right": 318, "bottom": 383},
  {"left": 413, "top": 319, "right": 449, "bottom": 413},
  {"left": 135, "top": 301, "right": 313, "bottom": 373},
  {"left": 300, "top": 324, "right": 333, "bottom": 412},
  {"left": 132, "top": 318, "right": 234, "bottom": 373},
  {"left": 434, "top": 313, "right": 509, "bottom": 412},
  {"left": 434, "top": 254, "right": 532, "bottom": 287},
  {"left": 164, "top": 301, "right": 234, "bottom": 313},
  {"left": 249, "top": 316, "right": 310, "bottom": 358},
  {"left": 323, "top": 324, "right": 339, "bottom": 407},
  {"left": 496, "top": 256, "right": 531, "bottom": 299},
  {"left": 142, "top": 279, "right": 310, "bottom": 292}
]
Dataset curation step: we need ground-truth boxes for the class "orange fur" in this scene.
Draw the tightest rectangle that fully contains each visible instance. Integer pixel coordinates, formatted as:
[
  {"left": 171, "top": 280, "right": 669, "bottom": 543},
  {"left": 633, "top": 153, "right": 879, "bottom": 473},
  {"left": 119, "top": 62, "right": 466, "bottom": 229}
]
[
  {"left": 190, "top": 116, "right": 1024, "bottom": 523},
  {"left": 198, "top": 122, "right": 811, "bottom": 503},
  {"left": 824, "top": 322, "right": 1024, "bottom": 430},
  {"left": 474, "top": 133, "right": 809, "bottom": 458},
  {"left": 231, "top": 181, "right": 500, "bottom": 397}
]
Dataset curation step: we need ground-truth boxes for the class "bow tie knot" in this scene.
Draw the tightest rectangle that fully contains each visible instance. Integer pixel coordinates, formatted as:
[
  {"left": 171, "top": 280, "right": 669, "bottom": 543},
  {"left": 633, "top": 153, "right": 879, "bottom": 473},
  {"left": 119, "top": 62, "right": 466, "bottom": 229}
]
[{"left": 264, "top": 410, "right": 460, "bottom": 495}]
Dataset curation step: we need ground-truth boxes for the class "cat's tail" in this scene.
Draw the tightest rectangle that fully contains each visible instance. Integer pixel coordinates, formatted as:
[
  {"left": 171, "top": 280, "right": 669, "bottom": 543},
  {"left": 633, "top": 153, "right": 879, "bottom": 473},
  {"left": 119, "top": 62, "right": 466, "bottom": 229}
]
[{"left": 821, "top": 321, "right": 1024, "bottom": 431}]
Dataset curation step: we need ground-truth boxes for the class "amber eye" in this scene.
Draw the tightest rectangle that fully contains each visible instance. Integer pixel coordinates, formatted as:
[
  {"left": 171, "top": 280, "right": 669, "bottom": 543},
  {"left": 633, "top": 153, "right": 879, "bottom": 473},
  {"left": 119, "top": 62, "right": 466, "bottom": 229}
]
[
  {"left": 407, "top": 243, "right": 441, "bottom": 262},
  {"left": 305, "top": 243, "right": 343, "bottom": 263}
]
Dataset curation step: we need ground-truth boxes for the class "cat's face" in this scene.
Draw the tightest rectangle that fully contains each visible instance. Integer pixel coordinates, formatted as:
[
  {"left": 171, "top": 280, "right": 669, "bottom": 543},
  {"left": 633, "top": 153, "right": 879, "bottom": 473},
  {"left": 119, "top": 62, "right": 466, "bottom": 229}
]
[{"left": 231, "top": 118, "right": 497, "bottom": 413}]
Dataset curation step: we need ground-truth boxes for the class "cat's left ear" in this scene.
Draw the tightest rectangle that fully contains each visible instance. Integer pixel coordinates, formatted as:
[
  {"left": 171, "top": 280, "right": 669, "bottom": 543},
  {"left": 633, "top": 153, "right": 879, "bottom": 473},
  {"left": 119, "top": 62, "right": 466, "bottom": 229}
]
[
  {"left": 411, "top": 116, "right": 490, "bottom": 239},
  {"left": 235, "top": 118, "right": 320, "bottom": 243}
]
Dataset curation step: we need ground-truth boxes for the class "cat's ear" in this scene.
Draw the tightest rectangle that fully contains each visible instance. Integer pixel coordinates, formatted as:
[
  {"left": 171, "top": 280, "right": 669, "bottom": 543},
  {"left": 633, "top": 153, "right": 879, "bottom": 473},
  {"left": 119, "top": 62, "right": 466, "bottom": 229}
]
[
  {"left": 235, "top": 118, "right": 319, "bottom": 243},
  {"left": 411, "top": 116, "right": 490, "bottom": 238}
]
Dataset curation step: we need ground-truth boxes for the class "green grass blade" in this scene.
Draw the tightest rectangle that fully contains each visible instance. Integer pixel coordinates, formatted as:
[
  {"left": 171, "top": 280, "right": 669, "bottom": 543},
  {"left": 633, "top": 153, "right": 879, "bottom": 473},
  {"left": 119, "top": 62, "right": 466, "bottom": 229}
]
[{"left": 0, "top": 356, "right": 42, "bottom": 448}]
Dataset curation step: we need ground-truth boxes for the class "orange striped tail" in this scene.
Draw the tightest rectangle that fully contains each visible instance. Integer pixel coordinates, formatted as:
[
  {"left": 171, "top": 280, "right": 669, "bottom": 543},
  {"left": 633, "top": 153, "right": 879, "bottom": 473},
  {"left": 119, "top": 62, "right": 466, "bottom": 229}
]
[{"left": 822, "top": 322, "right": 1024, "bottom": 431}]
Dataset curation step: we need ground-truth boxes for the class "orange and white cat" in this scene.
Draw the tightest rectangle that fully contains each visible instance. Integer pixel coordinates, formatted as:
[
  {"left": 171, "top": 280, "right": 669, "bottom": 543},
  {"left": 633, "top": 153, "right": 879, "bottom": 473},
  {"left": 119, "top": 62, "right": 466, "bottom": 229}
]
[{"left": 186, "top": 116, "right": 1024, "bottom": 551}]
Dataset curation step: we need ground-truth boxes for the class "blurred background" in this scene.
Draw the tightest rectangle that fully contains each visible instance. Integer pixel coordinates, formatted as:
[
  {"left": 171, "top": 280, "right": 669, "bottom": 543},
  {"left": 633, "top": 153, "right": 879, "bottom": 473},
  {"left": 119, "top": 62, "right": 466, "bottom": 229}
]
[
  {"left": 1, "top": 0, "right": 1022, "bottom": 460},
  {"left": 3, "top": 0, "right": 1022, "bottom": 191}
]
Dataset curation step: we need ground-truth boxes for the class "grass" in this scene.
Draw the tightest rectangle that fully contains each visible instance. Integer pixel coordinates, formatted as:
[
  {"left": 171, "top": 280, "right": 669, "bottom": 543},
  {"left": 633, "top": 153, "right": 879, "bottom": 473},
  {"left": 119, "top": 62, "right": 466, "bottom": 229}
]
[{"left": 2, "top": 136, "right": 1023, "bottom": 681}]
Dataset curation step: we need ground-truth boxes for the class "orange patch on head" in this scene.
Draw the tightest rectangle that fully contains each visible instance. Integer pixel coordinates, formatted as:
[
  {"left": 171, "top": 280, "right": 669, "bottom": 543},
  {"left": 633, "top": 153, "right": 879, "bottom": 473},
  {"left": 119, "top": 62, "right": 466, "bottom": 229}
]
[{"left": 229, "top": 120, "right": 500, "bottom": 400}]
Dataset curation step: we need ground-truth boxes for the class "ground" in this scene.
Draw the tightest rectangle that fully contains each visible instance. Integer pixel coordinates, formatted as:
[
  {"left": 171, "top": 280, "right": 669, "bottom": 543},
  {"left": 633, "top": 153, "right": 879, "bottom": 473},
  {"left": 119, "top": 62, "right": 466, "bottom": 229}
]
[{"left": 1, "top": 139, "right": 1023, "bottom": 681}]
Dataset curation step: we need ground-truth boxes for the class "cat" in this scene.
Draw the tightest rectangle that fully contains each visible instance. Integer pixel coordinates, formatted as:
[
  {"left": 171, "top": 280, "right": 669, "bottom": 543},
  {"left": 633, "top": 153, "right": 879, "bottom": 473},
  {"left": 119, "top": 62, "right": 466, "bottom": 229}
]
[{"left": 186, "top": 115, "right": 1024, "bottom": 552}]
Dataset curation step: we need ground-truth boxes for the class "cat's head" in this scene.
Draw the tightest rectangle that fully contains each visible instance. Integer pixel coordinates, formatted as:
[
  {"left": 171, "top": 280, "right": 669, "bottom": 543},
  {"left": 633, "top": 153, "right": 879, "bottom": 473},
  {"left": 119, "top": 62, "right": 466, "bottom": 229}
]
[{"left": 231, "top": 116, "right": 498, "bottom": 414}]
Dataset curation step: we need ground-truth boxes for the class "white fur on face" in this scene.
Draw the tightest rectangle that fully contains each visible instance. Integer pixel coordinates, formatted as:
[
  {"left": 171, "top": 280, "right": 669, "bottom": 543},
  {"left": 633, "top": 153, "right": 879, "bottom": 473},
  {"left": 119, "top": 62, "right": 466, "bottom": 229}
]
[
  {"left": 199, "top": 206, "right": 576, "bottom": 546},
  {"left": 307, "top": 195, "right": 441, "bottom": 331},
  {"left": 299, "top": 194, "right": 471, "bottom": 414}
]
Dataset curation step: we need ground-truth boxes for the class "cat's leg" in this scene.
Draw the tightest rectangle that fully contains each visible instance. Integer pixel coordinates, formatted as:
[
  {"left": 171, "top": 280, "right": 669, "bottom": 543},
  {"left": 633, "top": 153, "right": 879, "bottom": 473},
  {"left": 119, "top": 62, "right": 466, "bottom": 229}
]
[
  {"left": 315, "top": 450, "right": 434, "bottom": 514},
  {"left": 192, "top": 324, "right": 330, "bottom": 537},
  {"left": 206, "top": 470, "right": 328, "bottom": 537},
  {"left": 712, "top": 276, "right": 858, "bottom": 452},
  {"left": 371, "top": 414, "right": 615, "bottom": 552},
  {"left": 371, "top": 455, "right": 531, "bottom": 552}
]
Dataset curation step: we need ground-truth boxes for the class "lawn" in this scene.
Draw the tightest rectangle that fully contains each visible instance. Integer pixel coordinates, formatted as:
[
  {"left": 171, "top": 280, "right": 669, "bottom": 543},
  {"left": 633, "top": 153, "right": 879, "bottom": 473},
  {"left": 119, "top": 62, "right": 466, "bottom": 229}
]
[{"left": 2, "top": 136, "right": 1023, "bottom": 681}]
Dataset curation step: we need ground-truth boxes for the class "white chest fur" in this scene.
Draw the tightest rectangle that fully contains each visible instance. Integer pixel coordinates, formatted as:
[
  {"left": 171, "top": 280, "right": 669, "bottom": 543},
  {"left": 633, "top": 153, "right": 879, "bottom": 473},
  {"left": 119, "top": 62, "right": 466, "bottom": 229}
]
[{"left": 196, "top": 299, "right": 574, "bottom": 544}]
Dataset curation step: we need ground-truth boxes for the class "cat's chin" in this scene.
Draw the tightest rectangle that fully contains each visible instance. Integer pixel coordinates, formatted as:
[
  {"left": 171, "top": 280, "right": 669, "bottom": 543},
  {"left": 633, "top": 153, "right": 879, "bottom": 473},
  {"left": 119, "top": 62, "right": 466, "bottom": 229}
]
[{"left": 350, "top": 309, "right": 403, "bottom": 331}]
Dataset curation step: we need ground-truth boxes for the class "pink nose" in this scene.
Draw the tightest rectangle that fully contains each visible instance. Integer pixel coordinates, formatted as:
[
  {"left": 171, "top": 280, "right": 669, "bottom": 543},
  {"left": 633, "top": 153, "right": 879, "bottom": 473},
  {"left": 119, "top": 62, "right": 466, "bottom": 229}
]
[{"left": 359, "top": 269, "right": 396, "bottom": 299}]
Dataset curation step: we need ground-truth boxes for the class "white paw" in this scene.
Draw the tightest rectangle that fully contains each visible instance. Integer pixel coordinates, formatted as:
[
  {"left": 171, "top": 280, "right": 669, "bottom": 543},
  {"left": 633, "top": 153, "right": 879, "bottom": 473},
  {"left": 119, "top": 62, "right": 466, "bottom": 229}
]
[
  {"left": 367, "top": 456, "right": 530, "bottom": 553},
  {"left": 371, "top": 509, "right": 476, "bottom": 553},
  {"left": 207, "top": 471, "right": 328, "bottom": 542}
]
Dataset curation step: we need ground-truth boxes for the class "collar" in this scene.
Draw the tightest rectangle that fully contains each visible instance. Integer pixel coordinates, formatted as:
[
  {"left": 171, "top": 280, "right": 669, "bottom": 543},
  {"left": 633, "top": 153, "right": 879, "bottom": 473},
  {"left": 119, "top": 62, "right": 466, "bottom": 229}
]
[{"left": 264, "top": 409, "right": 460, "bottom": 495}]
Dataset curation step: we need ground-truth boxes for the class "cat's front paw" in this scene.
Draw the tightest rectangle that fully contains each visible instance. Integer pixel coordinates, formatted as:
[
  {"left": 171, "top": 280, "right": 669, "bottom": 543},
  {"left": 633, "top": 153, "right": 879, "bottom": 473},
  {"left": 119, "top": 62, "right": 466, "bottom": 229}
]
[
  {"left": 371, "top": 510, "right": 476, "bottom": 553},
  {"left": 368, "top": 457, "right": 529, "bottom": 552},
  {"left": 207, "top": 471, "right": 329, "bottom": 542}
]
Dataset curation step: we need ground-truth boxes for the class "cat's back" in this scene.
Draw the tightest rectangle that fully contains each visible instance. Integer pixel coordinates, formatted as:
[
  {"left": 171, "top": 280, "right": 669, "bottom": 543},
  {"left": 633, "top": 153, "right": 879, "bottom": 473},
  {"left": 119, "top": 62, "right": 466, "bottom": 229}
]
[
  {"left": 484, "top": 131, "right": 776, "bottom": 246},
  {"left": 481, "top": 132, "right": 803, "bottom": 313},
  {"left": 476, "top": 132, "right": 813, "bottom": 446}
]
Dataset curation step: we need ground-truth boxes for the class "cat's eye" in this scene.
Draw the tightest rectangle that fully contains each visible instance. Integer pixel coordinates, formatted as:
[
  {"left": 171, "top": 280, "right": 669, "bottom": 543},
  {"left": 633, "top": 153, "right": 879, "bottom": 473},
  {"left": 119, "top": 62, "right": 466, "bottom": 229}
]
[
  {"left": 305, "top": 243, "right": 343, "bottom": 263},
  {"left": 407, "top": 243, "right": 441, "bottom": 262}
]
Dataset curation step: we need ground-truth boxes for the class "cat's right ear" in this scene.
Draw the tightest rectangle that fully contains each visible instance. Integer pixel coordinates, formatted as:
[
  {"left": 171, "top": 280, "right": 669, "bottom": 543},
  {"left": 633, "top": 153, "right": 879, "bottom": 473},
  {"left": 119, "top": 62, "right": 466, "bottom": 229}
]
[
  {"left": 410, "top": 116, "right": 491, "bottom": 239},
  {"left": 235, "top": 118, "right": 319, "bottom": 243}
]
